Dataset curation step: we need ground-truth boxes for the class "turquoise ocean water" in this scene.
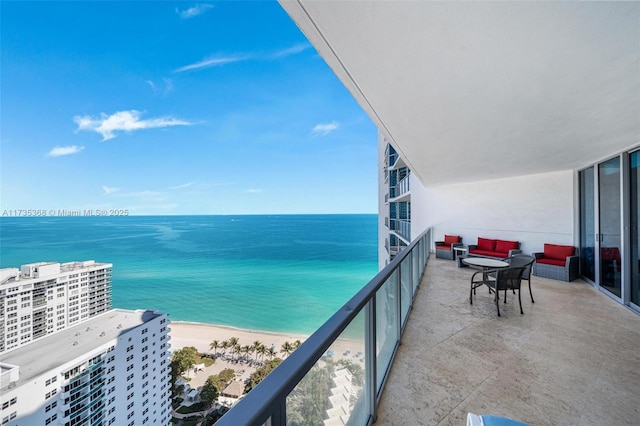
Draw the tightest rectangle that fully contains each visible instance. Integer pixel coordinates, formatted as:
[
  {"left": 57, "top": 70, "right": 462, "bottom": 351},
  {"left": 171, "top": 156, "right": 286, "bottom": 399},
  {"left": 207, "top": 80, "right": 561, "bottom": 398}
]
[{"left": 0, "top": 215, "right": 378, "bottom": 334}]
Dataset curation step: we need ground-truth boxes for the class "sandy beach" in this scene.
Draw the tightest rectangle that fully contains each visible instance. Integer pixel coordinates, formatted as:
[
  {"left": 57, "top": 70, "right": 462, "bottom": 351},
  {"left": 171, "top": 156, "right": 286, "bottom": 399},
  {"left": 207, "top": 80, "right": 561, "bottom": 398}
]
[
  {"left": 169, "top": 322, "right": 310, "bottom": 389},
  {"left": 169, "top": 321, "right": 309, "bottom": 355},
  {"left": 169, "top": 322, "right": 365, "bottom": 390}
]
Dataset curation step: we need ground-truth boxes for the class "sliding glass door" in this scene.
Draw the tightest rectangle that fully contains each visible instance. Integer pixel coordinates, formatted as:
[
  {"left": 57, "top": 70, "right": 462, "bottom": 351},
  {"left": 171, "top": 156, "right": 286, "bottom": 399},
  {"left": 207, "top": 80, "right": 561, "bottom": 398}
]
[
  {"left": 598, "top": 157, "right": 622, "bottom": 298},
  {"left": 580, "top": 168, "right": 596, "bottom": 282},
  {"left": 581, "top": 152, "right": 640, "bottom": 311},
  {"left": 629, "top": 152, "right": 640, "bottom": 307}
]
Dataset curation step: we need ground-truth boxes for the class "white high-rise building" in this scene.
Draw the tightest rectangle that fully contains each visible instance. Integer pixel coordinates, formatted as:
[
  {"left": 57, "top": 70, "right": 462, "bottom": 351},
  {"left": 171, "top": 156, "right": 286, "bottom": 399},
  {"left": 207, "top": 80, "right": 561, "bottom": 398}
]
[
  {"left": 378, "top": 133, "right": 428, "bottom": 268},
  {"left": 0, "top": 261, "right": 113, "bottom": 353},
  {"left": 378, "top": 136, "right": 412, "bottom": 267},
  {"left": 0, "top": 308, "right": 172, "bottom": 426}
]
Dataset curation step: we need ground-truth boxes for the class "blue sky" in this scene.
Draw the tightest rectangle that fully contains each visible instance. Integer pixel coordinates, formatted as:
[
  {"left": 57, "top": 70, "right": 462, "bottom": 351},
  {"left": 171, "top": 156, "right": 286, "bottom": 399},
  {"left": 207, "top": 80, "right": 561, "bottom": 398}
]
[{"left": 1, "top": 1, "right": 378, "bottom": 215}]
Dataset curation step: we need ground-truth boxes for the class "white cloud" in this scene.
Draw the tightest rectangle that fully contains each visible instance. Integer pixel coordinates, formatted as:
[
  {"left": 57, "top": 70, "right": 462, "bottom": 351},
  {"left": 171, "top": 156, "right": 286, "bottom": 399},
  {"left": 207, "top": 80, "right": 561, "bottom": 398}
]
[
  {"left": 169, "top": 182, "right": 195, "bottom": 189},
  {"left": 177, "top": 4, "right": 213, "bottom": 19},
  {"left": 246, "top": 188, "right": 262, "bottom": 193},
  {"left": 311, "top": 121, "right": 340, "bottom": 136},
  {"left": 47, "top": 145, "right": 84, "bottom": 157},
  {"left": 74, "top": 110, "right": 194, "bottom": 141},
  {"left": 174, "top": 43, "right": 309, "bottom": 74},
  {"left": 173, "top": 54, "right": 250, "bottom": 73},
  {"left": 271, "top": 43, "right": 311, "bottom": 58},
  {"left": 146, "top": 78, "right": 173, "bottom": 95},
  {"left": 102, "top": 186, "right": 119, "bottom": 195}
]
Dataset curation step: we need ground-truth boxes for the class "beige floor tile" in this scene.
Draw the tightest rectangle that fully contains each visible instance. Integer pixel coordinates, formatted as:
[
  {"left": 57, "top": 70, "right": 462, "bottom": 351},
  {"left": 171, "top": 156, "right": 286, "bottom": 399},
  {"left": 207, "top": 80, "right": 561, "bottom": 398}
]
[{"left": 375, "top": 257, "right": 640, "bottom": 425}]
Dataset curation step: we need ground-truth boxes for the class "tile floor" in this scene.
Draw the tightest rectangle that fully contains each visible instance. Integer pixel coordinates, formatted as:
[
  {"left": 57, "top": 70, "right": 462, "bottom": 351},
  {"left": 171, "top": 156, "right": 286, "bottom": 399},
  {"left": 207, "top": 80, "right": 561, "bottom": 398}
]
[{"left": 375, "top": 257, "right": 640, "bottom": 426}]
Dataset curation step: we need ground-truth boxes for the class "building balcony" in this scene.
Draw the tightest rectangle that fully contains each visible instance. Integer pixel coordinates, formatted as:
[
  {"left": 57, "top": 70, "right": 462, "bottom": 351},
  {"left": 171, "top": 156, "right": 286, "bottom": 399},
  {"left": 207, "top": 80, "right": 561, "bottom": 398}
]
[
  {"left": 216, "top": 229, "right": 639, "bottom": 425},
  {"left": 375, "top": 257, "right": 640, "bottom": 425},
  {"left": 389, "top": 219, "right": 411, "bottom": 242},
  {"left": 389, "top": 174, "right": 410, "bottom": 200}
]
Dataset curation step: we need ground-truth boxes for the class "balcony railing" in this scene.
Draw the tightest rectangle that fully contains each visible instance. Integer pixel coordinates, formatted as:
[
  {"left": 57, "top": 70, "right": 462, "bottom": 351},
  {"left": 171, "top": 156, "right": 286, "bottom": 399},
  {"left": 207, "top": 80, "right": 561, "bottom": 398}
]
[
  {"left": 388, "top": 152, "right": 398, "bottom": 168},
  {"left": 396, "top": 174, "right": 410, "bottom": 197},
  {"left": 389, "top": 219, "right": 411, "bottom": 241},
  {"left": 217, "top": 228, "right": 431, "bottom": 425}
]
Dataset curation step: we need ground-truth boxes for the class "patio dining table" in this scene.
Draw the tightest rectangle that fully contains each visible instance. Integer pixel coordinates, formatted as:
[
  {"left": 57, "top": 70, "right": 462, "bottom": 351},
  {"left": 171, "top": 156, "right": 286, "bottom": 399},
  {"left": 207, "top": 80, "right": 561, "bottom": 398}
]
[
  {"left": 462, "top": 257, "right": 509, "bottom": 281},
  {"left": 463, "top": 257, "right": 510, "bottom": 298},
  {"left": 461, "top": 257, "right": 509, "bottom": 270}
]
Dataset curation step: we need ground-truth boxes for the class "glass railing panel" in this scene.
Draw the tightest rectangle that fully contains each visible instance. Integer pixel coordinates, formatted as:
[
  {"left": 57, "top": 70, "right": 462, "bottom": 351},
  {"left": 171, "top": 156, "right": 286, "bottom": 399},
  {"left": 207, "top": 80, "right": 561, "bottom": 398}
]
[
  {"left": 376, "top": 272, "right": 398, "bottom": 393},
  {"left": 396, "top": 175, "right": 410, "bottom": 197},
  {"left": 390, "top": 220, "right": 411, "bottom": 241},
  {"left": 400, "top": 257, "right": 412, "bottom": 326},
  {"left": 412, "top": 249, "right": 420, "bottom": 296},
  {"left": 420, "top": 237, "right": 429, "bottom": 275},
  {"left": 216, "top": 228, "right": 431, "bottom": 426},
  {"left": 285, "top": 312, "right": 367, "bottom": 425}
]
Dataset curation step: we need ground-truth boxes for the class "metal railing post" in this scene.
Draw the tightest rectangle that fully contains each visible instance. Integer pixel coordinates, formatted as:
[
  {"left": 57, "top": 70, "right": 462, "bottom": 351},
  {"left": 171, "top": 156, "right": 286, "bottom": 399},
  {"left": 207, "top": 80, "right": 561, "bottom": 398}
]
[
  {"left": 396, "top": 257, "right": 402, "bottom": 341},
  {"left": 366, "top": 297, "right": 377, "bottom": 424}
]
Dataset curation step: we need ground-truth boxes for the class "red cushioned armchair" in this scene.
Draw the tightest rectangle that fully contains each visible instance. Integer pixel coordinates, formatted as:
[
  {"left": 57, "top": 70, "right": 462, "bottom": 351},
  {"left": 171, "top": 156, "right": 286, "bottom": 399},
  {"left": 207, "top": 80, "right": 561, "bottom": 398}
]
[
  {"left": 435, "top": 235, "right": 463, "bottom": 260},
  {"left": 532, "top": 243, "right": 579, "bottom": 282}
]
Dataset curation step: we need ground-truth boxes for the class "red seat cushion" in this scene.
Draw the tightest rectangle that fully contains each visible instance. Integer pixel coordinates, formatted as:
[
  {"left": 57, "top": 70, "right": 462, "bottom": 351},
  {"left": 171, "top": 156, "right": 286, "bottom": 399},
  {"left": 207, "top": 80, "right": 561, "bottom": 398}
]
[
  {"left": 469, "top": 249, "right": 505, "bottom": 258},
  {"left": 444, "top": 235, "right": 461, "bottom": 245},
  {"left": 437, "top": 243, "right": 452, "bottom": 250},
  {"left": 543, "top": 243, "right": 575, "bottom": 260},
  {"left": 601, "top": 247, "right": 620, "bottom": 261},
  {"left": 537, "top": 257, "right": 566, "bottom": 267},
  {"left": 477, "top": 237, "right": 496, "bottom": 251},
  {"left": 601, "top": 247, "right": 621, "bottom": 271},
  {"left": 495, "top": 240, "right": 518, "bottom": 253}
]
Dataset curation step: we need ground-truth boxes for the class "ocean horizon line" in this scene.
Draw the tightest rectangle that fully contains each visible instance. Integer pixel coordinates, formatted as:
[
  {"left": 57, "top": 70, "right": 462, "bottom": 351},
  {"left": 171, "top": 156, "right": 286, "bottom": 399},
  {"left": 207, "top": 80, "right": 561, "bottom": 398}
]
[{"left": 0, "top": 213, "right": 378, "bottom": 218}]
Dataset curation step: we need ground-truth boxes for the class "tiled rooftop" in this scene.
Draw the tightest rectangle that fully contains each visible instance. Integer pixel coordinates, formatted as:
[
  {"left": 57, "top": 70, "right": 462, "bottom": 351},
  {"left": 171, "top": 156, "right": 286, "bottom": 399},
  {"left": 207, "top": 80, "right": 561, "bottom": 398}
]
[{"left": 376, "top": 257, "right": 640, "bottom": 425}]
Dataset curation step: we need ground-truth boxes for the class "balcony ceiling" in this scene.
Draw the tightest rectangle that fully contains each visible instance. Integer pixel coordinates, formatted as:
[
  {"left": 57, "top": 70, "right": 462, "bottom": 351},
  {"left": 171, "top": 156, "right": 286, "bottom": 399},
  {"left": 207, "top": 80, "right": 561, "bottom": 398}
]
[{"left": 281, "top": 1, "right": 640, "bottom": 186}]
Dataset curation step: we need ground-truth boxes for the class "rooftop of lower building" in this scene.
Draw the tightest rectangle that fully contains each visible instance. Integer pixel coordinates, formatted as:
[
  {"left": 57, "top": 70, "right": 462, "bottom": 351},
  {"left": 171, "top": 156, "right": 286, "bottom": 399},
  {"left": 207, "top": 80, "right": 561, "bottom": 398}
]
[
  {"left": 0, "top": 308, "right": 165, "bottom": 389},
  {"left": 0, "top": 260, "right": 112, "bottom": 286}
]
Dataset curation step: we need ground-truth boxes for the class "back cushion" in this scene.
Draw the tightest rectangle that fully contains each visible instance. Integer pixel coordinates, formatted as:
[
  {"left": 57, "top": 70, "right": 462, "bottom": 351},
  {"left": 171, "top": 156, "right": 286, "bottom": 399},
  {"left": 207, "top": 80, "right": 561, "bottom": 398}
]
[
  {"left": 495, "top": 240, "right": 518, "bottom": 253},
  {"left": 444, "top": 235, "right": 461, "bottom": 245},
  {"left": 544, "top": 243, "right": 575, "bottom": 260},
  {"left": 477, "top": 237, "right": 496, "bottom": 251}
]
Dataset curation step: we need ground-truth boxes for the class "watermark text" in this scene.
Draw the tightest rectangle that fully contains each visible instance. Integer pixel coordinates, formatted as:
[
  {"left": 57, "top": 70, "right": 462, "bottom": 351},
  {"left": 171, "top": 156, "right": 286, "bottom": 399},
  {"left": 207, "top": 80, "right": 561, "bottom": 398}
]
[{"left": 1, "top": 209, "right": 130, "bottom": 217}]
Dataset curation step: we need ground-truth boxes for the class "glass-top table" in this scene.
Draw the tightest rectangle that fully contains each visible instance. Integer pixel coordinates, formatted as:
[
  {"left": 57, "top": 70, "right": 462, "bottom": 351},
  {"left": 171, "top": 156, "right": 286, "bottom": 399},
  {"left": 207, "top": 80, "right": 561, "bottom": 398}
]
[
  {"left": 463, "top": 257, "right": 510, "bottom": 286},
  {"left": 461, "top": 257, "right": 509, "bottom": 269},
  {"left": 464, "top": 258, "right": 511, "bottom": 300}
]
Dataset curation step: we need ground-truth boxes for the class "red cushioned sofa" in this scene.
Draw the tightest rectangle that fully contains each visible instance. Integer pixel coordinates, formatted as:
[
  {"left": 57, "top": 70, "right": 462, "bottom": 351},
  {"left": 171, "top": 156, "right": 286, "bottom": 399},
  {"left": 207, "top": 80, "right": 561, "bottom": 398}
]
[
  {"left": 468, "top": 237, "right": 521, "bottom": 259},
  {"left": 532, "top": 243, "right": 579, "bottom": 282},
  {"left": 435, "top": 235, "right": 463, "bottom": 260}
]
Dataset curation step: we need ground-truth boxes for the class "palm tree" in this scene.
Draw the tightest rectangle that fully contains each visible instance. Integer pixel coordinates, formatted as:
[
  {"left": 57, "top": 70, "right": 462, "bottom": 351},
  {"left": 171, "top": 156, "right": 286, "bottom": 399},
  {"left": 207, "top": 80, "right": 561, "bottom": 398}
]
[
  {"left": 293, "top": 340, "right": 302, "bottom": 350},
  {"left": 228, "top": 337, "right": 239, "bottom": 360},
  {"left": 220, "top": 340, "right": 229, "bottom": 357},
  {"left": 266, "top": 346, "right": 277, "bottom": 360},
  {"left": 280, "top": 341, "right": 294, "bottom": 358},
  {"left": 252, "top": 340, "right": 263, "bottom": 362},
  {"left": 209, "top": 340, "right": 220, "bottom": 357},
  {"left": 256, "top": 342, "right": 267, "bottom": 361},
  {"left": 255, "top": 343, "right": 267, "bottom": 363},
  {"left": 242, "top": 345, "right": 252, "bottom": 362}
]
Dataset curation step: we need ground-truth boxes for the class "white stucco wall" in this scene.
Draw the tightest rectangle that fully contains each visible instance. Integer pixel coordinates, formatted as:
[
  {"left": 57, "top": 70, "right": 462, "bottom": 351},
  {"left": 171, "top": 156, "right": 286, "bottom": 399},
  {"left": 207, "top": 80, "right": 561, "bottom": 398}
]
[{"left": 411, "top": 170, "right": 575, "bottom": 255}]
